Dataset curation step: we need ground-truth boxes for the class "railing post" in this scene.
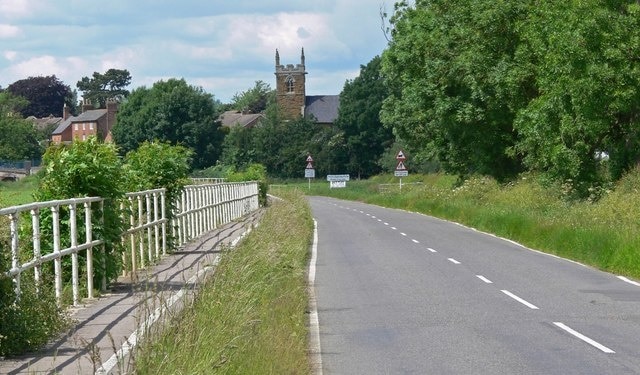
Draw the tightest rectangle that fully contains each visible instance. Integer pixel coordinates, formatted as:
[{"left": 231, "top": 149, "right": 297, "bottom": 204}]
[
  {"left": 85, "top": 201, "right": 94, "bottom": 299},
  {"left": 9, "top": 213, "right": 20, "bottom": 300},
  {"left": 153, "top": 191, "right": 160, "bottom": 258},
  {"left": 51, "top": 205, "right": 62, "bottom": 306},
  {"left": 69, "top": 202, "right": 80, "bottom": 306},
  {"left": 129, "top": 196, "right": 137, "bottom": 273},
  {"left": 161, "top": 190, "right": 167, "bottom": 255},
  {"left": 146, "top": 193, "right": 152, "bottom": 263},
  {"left": 30, "top": 208, "right": 41, "bottom": 292},
  {"left": 137, "top": 195, "right": 144, "bottom": 268},
  {"left": 101, "top": 200, "right": 107, "bottom": 292}
]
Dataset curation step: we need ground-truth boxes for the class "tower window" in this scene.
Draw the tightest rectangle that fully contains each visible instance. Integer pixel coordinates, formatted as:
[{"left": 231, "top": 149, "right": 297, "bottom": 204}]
[{"left": 286, "top": 76, "right": 295, "bottom": 93}]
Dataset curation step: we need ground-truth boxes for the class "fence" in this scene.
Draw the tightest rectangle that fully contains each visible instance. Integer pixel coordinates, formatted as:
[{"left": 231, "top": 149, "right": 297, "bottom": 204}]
[{"left": 1, "top": 182, "right": 259, "bottom": 306}]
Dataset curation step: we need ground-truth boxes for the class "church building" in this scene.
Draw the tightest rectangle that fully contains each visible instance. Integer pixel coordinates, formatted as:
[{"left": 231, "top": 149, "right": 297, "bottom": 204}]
[{"left": 275, "top": 48, "right": 340, "bottom": 125}]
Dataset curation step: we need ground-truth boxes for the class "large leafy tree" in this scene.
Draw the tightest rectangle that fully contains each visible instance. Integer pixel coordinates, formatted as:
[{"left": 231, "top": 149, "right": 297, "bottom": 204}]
[
  {"left": 77, "top": 68, "right": 132, "bottom": 108},
  {"left": 230, "top": 80, "right": 274, "bottom": 113},
  {"left": 335, "top": 55, "right": 393, "bottom": 178},
  {"left": 7, "top": 75, "right": 74, "bottom": 118},
  {"left": 381, "top": 0, "right": 529, "bottom": 181},
  {"left": 513, "top": 1, "right": 640, "bottom": 191},
  {"left": 0, "top": 92, "right": 41, "bottom": 160},
  {"left": 112, "top": 78, "right": 225, "bottom": 169}
]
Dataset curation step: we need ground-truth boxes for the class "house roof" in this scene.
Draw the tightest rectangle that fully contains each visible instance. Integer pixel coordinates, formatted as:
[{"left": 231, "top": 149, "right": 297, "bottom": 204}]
[
  {"left": 26, "top": 115, "right": 63, "bottom": 130},
  {"left": 305, "top": 95, "right": 340, "bottom": 124},
  {"left": 219, "top": 110, "right": 264, "bottom": 128},
  {"left": 50, "top": 109, "right": 108, "bottom": 135}
]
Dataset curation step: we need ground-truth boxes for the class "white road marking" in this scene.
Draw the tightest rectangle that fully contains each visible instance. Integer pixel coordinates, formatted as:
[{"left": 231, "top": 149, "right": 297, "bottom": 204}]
[
  {"left": 448, "top": 258, "right": 461, "bottom": 264},
  {"left": 359, "top": 210, "right": 364, "bottom": 214},
  {"left": 401, "top": 232, "right": 407, "bottom": 236},
  {"left": 377, "top": 219, "right": 382, "bottom": 222},
  {"left": 476, "top": 275, "right": 493, "bottom": 284},
  {"left": 308, "top": 220, "right": 323, "bottom": 373},
  {"left": 618, "top": 276, "right": 640, "bottom": 287},
  {"left": 371, "top": 215, "right": 377, "bottom": 219},
  {"left": 391, "top": 227, "right": 397, "bottom": 230},
  {"left": 427, "top": 248, "right": 437, "bottom": 253},
  {"left": 553, "top": 322, "right": 615, "bottom": 354},
  {"left": 412, "top": 239, "right": 419, "bottom": 244},
  {"left": 384, "top": 222, "right": 389, "bottom": 226},
  {"left": 501, "top": 290, "right": 539, "bottom": 309}
]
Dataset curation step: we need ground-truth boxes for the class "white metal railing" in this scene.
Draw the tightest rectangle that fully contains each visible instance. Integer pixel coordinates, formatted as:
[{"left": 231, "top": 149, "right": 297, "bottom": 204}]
[
  {"left": 191, "top": 177, "right": 226, "bottom": 184},
  {"left": 173, "top": 182, "right": 259, "bottom": 247},
  {"left": 1, "top": 181, "right": 259, "bottom": 306},
  {"left": 120, "top": 188, "right": 167, "bottom": 276},
  {"left": 0, "top": 197, "right": 105, "bottom": 306}
]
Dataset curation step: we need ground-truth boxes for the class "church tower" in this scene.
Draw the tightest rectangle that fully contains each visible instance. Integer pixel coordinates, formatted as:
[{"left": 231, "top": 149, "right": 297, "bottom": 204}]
[{"left": 275, "top": 48, "right": 307, "bottom": 119}]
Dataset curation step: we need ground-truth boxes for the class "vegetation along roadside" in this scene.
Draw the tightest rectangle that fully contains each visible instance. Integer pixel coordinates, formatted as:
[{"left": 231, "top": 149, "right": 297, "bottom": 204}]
[{"left": 133, "top": 188, "right": 313, "bottom": 374}]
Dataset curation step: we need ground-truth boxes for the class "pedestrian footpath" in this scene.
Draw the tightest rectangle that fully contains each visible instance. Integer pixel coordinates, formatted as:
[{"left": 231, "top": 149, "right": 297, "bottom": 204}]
[{"left": 0, "top": 209, "right": 264, "bottom": 375}]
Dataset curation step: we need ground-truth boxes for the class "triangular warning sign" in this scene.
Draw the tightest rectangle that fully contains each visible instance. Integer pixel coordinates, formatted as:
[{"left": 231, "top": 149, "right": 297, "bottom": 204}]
[
  {"left": 306, "top": 162, "right": 314, "bottom": 169},
  {"left": 396, "top": 150, "right": 406, "bottom": 160},
  {"left": 306, "top": 155, "right": 314, "bottom": 162},
  {"left": 395, "top": 161, "right": 407, "bottom": 170}
]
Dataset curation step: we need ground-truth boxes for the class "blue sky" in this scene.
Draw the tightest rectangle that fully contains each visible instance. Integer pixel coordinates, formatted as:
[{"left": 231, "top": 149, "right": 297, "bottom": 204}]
[{"left": 0, "top": 0, "right": 390, "bottom": 103}]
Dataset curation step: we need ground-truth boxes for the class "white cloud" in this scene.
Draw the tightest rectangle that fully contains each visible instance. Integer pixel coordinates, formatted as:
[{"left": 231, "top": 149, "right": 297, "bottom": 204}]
[
  {"left": 0, "top": 0, "right": 31, "bottom": 18},
  {"left": 3, "top": 50, "right": 17, "bottom": 61},
  {"left": 0, "top": 24, "right": 21, "bottom": 38},
  {"left": 7, "top": 55, "right": 89, "bottom": 83}
]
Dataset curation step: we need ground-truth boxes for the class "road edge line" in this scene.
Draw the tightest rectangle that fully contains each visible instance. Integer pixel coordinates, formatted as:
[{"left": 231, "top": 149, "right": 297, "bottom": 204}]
[{"left": 308, "top": 219, "right": 323, "bottom": 375}]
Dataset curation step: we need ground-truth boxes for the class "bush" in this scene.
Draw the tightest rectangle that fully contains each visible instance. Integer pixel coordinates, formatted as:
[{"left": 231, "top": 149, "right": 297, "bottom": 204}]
[{"left": 227, "top": 163, "right": 269, "bottom": 207}]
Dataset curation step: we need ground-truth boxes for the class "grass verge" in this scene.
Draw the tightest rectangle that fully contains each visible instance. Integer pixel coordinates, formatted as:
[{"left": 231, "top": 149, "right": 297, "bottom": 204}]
[{"left": 133, "top": 188, "right": 313, "bottom": 374}]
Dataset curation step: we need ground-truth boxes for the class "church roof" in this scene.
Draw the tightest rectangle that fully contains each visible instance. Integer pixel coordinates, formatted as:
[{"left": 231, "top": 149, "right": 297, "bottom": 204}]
[
  {"left": 218, "top": 110, "right": 264, "bottom": 128},
  {"left": 305, "top": 95, "right": 340, "bottom": 124}
]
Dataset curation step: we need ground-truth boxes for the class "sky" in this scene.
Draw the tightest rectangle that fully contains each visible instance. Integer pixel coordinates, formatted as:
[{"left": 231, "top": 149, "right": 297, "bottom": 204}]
[{"left": 0, "top": 0, "right": 391, "bottom": 104}]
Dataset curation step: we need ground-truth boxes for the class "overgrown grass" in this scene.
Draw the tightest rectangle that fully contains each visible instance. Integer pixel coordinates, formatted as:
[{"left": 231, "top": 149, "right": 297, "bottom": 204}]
[
  {"left": 134, "top": 189, "right": 313, "bottom": 374},
  {"left": 295, "top": 171, "right": 640, "bottom": 280},
  {"left": 0, "top": 175, "right": 38, "bottom": 208}
]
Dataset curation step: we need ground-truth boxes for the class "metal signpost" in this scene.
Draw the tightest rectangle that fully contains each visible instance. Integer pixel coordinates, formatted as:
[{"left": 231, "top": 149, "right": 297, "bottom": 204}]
[
  {"left": 305, "top": 155, "right": 315, "bottom": 190},
  {"left": 394, "top": 150, "right": 408, "bottom": 191}
]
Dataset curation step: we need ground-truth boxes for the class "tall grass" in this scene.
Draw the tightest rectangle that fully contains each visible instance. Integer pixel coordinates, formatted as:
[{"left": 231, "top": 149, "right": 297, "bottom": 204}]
[
  {"left": 306, "top": 171, "right": 640, "bottom": 279},
  {"left": 0, "top": 175, "right": 38, "bottom": 208},
  {"left": 134, "top": 189, "right": 313, "bottom": 374}
]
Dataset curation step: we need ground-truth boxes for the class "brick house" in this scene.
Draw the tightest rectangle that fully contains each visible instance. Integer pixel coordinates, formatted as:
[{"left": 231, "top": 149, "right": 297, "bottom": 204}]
[
  {"left": 51, "top": 99, "right": 118, "bottom": 144},
  {"left": 275, "top": 48, "right": 340, "bottom": 125}
]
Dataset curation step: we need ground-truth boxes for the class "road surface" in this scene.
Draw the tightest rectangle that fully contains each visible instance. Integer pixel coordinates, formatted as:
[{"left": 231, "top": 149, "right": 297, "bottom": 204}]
[{"left": 310, "top": 196, "right": 640, "bottom": 374}]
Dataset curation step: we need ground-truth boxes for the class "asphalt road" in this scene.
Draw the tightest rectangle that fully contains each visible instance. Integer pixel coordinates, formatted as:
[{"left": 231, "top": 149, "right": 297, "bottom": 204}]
[{"left": 309, "top": 196, "right": 640, "bottom": 375}]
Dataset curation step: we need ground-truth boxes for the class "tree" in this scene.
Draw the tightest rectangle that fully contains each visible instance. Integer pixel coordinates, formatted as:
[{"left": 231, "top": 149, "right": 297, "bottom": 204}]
[
  {"left": 381, "top": 0, "right": 529, "bottom": 181},
  {"left": 7, "top": 75, "right": 74, "bottom": 118},
  {"left": 335, "top": 56, "right": 394, "bottom": 178},
  {"left": 0, "top": 93, "right": 41, "bottom": 160},
  {"left": 112, "top": 78, "right": 225, "bottom": 169},
  {"left": 230, "top": 80, "right": 274, "bottom": 113},
  {"left": 77, "top": 69, "right": 132, "bottom": 108},
  {"left": 513, "top": 0, "right": 640, "bottom": 193}
]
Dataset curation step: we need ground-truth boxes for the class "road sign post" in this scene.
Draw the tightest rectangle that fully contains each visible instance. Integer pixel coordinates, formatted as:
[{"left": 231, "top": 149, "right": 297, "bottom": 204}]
[
  {"left": 305, "top": 155, "right": 315, "bottom": 190},
  {"left": 394, "top": 150, "right": 408, "bottom": 191}
]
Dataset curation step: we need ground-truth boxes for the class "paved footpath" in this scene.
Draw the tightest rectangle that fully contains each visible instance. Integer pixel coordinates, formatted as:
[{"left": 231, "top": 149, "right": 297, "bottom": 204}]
[{"left": 0, "top": 209, "right": 264, "bottom": 375}]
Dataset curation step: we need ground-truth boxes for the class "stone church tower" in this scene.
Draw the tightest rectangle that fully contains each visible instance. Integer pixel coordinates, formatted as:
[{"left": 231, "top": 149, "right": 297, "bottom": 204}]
[{"left": 275, "top": 48, "right": 307, "bottom": 119}]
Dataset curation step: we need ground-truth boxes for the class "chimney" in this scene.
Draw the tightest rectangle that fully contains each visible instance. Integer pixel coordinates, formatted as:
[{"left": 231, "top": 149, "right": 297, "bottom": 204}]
[
  {"left": 105, "top": 98, "right": 119, "bottom": 140},
  {"left": 82, "top": 99, "right": 93, "bottom": 113},
  {"left": 63, "top": 103, "right": 71, "bottom": 120}
]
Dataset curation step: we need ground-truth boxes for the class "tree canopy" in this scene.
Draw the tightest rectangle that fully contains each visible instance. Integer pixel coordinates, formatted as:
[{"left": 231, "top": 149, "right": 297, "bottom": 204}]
[
  {"left": 0, "top": 92, "right": 41, "bottom": 160},
  {"left": 230, "top": 80, "right": 274, "bottom": 113},
  {"left": 381, "top": 0, "right": 640, "bottom": 194},
  {"left": 7, "top": 75, "right": 75, "bottom": 118},
  {"left": 335, "top": 55, "right": 394, "bottom": 178},
  {"left": 112, "top": 78, "right": 224, "bottom": 170},
  {"left": 77, "top": 68, "right": 132, "bottom": 108}
]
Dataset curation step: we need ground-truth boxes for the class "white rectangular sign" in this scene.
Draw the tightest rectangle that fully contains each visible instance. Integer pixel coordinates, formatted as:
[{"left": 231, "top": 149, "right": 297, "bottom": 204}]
[
  {"left": 326, "top": 174, "right": 350, "bottom": 182},
  {"left": 394, "top": 170, "right": 408, "bottom": 177},
  {"left": 329, "top": 181, "right": 346, "bottom": 188},
  {"left": 305, "top": 169, "right": 315, "bottom": 178}
]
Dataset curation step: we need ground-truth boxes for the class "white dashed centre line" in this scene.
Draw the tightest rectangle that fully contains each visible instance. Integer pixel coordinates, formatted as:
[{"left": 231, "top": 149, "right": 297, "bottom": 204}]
[
  {"left": 391, "top": 227, "right": 397, "bottom": 230},
  {"left": 384, "top": 223, "right": 389, "bottom": 226},
  {"left": 400, "top": 232, "right": 407, "bottom": 236},
  {"left": 448, "top": 258, "right": 461, "bottom": 264},
  {"left": 553, "top": 322, "right": 615, "bottom": 354},
  {"left": 412, "top": 239, "right": 419, "bottom": 244},
  {"left": 501, "top": 290, "right": 539, "bottom": 309},
  {"left": 476, "top": 275, "right": 493, "bottom": 284},
  {"left": 427, "top": 248, "right": 437, "bottom": 253}
]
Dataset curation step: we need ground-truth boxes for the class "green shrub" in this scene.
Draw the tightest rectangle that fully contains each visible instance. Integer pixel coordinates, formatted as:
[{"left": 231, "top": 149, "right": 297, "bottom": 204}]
[{"left": 227, "top": 163, "right": 269, "bottom": 207}]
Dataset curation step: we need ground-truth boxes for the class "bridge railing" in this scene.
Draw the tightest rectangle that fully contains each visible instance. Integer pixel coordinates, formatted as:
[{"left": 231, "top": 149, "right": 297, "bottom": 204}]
[
  {"left": 1, "top": 181, "right": 259, "bottom": 306},
  {"left": 191, "top": 177, "right": 226, "bottom": 184}
]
